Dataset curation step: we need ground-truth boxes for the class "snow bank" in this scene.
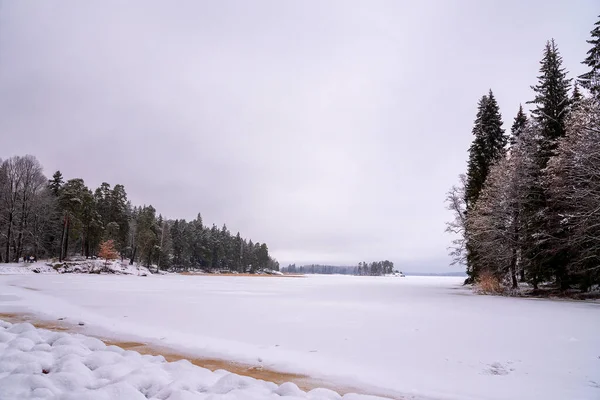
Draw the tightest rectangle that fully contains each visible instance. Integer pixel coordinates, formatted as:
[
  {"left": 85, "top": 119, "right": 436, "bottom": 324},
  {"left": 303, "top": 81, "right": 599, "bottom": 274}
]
[
  {"left": 0, "top": 320, "right": 388, "bottom": 400},
  {"left": 0, "top": 260, "right": 151, "bottom": 276},
  {"left": 0, "top": 263, "right": 57, "bottom": 275}
]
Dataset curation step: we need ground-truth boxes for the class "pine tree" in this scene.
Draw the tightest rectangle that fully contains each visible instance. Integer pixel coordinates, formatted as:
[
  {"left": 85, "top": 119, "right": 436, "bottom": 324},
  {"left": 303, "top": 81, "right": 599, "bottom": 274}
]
[
  {"left": 465, "top": 90, "right": 507, "bottom": 209},
  {"left": 170, "top": 219, "right": 186, "bottom": 268},
  {"left": 48, "top": 171, "right": 64, "bottom": 196},
  {"left": 578, "top": 15, "right": 600, "bottom": 100},
  {"left": 546, "top": 98, "right": 600, "bottom": 290},
  {"left": 257, "top": 243, "right": 270, "bottom": 270},
  {"left": 464, "top": 90, "right": 507, "bottom": 283},
  {"left": 58, "top": 179, "right": 91, "bottom": 261},
  {"left": 156, "top": 216, "right": 172, "bottom": 271},
  {"left": 526, "top": 40, "right": 573, "bottom": 289},
  {"left": 509, "top": 105, "right": 528, "bottom": 146},
  {"left": 571, "top": 83, "right": 584, "bottom": 114},
  {"left": 136, "top": 205, "right": 159, "bottom": 267},
  {"left": 528, "top": 39, "right": 571, "bottom": 163},
  {"left": 233, "top": 232, "right": 243, "bottom": 272},
  {"left": 109, "top": 184, "right": 130, "bottom": 254}
]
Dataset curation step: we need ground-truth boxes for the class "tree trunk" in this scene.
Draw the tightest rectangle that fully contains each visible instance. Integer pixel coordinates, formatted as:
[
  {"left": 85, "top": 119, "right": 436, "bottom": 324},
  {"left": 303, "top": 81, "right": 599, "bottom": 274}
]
[
  {"left": 59, "top": 215, "right": 67, "bottom": 262},
  {"left": 5, "top": 212, "right": 13, "bottom": 263},
  {"left": 158, "top": 223, "right": 164, "bottom": 272},
  {"left": 63, "top": 217, "right": 70, "bottom": 261},
  {"left": 11, "top": 238, "right": 18, "bottom": 262},
  {"left": 15, "top": 231, "right": 24, "bottom": 262},
  {"left": 129, "top": 246, "right": 137, "bottom": 265},
  {"left": 85, "top": 238, "right": 90, "bottom": 258},
  {"left": 510, "top": 247, "right": 518, "bottom": 289},
  {"left": 15, "top": 198, "right": 28, "bottom": 263}
]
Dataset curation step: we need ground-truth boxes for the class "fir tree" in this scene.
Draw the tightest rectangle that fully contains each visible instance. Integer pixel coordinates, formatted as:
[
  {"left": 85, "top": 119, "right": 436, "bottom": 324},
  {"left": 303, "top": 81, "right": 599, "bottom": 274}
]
[
  {"left": 464, "top": 90, "right": 507, "bottom": 282},
  {"left": 48, "top": 171, "right": 64, "bottom": 196},
  {"left": 528, "top": 39, "right": 571, "bottom": 162},
  {"left": 465, "top": 90, "right": 507, "bottom": 209},
  {"left": 578, "top": 15, "right": 600, "bottom": 100},
  {"left": 527, "top": 40, "right": 574, "bottom": 289},
  {"left": 109, "top": 184, "right": 130, "bottom": 254},
  {"left": 571, "top": 83, "right": 584, "bottom": 114},
  {"left": 510, "top": 104, "right": 528, "bottom": 146}
]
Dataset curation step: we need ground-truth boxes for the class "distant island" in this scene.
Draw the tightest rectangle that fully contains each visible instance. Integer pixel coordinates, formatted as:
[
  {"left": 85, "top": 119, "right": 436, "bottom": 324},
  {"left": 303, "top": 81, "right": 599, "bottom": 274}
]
[
  {"left": 404, "top": 271, "right": 467, "bottom": 277},
  {"left": 282, "top": 264, "right": 465, "bottom": 277}
]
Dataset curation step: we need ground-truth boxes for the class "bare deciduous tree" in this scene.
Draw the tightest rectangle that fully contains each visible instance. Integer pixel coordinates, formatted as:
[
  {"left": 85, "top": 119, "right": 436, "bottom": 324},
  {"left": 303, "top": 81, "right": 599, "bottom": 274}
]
[
  {"left": 0, "top": 156, "right": 47, "bottom": 262},
  {"left": 445, "top": 174, "right": 467, "bottom": 266}
]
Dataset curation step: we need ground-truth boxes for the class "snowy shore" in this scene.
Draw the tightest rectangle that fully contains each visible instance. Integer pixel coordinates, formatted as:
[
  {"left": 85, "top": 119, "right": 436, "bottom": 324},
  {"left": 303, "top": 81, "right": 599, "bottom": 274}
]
[
  {"left": 0, "top": 320, "right": 383, "bottom": 400},
  {"left": 0, "top": 272, "right": 598, "bottom": 400}
]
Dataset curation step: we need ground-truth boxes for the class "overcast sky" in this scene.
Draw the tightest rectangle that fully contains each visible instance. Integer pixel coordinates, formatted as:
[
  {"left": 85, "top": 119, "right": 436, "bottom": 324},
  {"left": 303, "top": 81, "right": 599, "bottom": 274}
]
[{"left": 0, "top": 1, "right": 597, "bottom": 271}]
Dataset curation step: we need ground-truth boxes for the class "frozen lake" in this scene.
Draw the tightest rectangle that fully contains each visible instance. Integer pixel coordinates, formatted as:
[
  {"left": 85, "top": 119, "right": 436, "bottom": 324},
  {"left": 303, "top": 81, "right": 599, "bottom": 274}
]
[{"left": 0, "top": 274, "right": 598, "bottom": 400}]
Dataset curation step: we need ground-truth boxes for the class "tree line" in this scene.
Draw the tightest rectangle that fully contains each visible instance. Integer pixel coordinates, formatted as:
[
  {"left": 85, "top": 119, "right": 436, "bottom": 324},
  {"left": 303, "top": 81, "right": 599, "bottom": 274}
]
[
  {"left": 282, "top": 260, "right": 396, "bottom": 276},
  {"left": 446, "top": 17, "right": 600, "bottom": 292},
  {"left": 0, "top": 158, "right": 278, "bottom": 272}
]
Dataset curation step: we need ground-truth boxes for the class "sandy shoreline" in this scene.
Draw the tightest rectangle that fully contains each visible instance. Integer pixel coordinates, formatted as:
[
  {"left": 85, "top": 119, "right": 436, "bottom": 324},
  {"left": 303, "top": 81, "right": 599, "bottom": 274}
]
[
  {"left": 0, "top": 312, "right": 400, "bottom": 399},
  {"left": 177, "top": 272, "right": 305, "bottom": 278}
]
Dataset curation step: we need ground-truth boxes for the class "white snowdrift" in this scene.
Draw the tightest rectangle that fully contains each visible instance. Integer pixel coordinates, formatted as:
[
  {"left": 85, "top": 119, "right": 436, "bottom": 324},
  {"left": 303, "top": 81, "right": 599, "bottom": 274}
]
[
  {"left": 0, "top": 260, "right": 152, "bottom": 276},
  {"left": 0, "top": 320, "right": 386, "bottom": 400},
  {"left": 0, "top": 263, "right": 57, "bottom": 275}
]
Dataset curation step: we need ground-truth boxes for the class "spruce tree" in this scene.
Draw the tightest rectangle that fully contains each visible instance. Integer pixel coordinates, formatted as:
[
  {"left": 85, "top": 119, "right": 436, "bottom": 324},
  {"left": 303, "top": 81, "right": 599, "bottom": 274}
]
[
  {"left": 48, "top": 171, "right": 64, "bottom": 196},
  {"left": 527, "top": 40, "right": 573, "bottom": 289},
  {"left": 528, "top": 39, "right": 571, "bottom": 163},
  {"left": 464, "top": 90, "right": 507, "bottom": 282},
  {"left": 578, "top": 15, "right": 600, "bottom": 100},
  {"left": 465, "top": 90, "right": 507, "bottom": 209},
  {"left": 571, "top": 83, "right": 584, "bottom": 115},
  {"left": 509, "top": 105, "right": 528, "bottom": 146}
]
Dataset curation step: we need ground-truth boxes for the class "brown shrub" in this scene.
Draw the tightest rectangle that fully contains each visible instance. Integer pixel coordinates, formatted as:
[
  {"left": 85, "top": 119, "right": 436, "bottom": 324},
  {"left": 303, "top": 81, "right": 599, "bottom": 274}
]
[
  {"left": 476, "top": 271, "right": 504, "bottom": 294},
  {"left": 98, "top": 240, "right": 119, "bottom": 266}
]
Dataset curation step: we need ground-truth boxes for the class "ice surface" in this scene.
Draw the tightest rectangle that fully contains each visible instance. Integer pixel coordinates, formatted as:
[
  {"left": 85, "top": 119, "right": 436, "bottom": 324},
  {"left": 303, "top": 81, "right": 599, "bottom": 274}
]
[{"left": 0, "top": 274, "right": 598, "bottom": 400}]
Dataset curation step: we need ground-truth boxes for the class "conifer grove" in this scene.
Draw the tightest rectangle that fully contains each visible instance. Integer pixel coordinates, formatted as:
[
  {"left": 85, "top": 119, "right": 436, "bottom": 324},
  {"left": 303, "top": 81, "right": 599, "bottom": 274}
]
[
  {"left": 446, "top": 16, "right": 600, "bottom": 293},
  {"left": 0, "top": 160, "right": 278, "bottom": 272}
]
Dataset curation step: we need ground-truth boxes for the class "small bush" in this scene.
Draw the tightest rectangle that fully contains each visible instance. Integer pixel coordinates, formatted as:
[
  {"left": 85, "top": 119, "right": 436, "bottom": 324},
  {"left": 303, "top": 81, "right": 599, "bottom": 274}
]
[{"left": 476, "top": 271, "right": 504, "bottom": 294}]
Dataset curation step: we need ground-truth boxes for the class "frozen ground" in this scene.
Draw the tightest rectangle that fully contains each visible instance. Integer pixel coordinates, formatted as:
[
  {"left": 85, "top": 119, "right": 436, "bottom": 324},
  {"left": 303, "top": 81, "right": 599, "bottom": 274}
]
[{"left": 0, "top": 273, "right": 598, "bottom": 400}]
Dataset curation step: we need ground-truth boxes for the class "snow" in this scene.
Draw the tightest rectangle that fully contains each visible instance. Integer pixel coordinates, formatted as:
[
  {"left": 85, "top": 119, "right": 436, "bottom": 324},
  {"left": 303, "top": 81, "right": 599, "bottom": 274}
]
[
  {"left": 1, "top": 320, "right": 375, "bottom": 400},
  {"left": 0, "top": 260, "right": 152, "bottom": 276},
  {"left": 0, "top": 262, "right": 57, "bottom": 275},
  {"left": 0, "top": 274, "right": 599, "bottom": 400}
]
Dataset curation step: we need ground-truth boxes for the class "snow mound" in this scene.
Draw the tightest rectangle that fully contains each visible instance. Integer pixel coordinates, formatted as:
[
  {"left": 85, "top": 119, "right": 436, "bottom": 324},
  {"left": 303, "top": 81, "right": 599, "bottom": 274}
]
[
  {"left": 0, "top": 261, "right": 151, "bottom": 276},
  {"left": 0, "top": 321, "right": 386, "bottom": 400},
  {"left": 0, "top": 263, "right": 57, "bottom": 275}
]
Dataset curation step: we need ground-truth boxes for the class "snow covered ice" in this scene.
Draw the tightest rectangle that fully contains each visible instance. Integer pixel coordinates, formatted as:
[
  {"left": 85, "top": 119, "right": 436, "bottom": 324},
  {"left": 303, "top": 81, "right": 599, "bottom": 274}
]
[{"left": 0, "top": 272, "right": 599, "bottom": 400}]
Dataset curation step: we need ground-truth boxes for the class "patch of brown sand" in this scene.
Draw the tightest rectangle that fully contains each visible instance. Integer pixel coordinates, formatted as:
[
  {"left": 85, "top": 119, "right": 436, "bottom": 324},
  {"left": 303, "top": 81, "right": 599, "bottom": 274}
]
[
  {"left": 0, "top": 312, "right": 75, "bottom": 332},
  {"left": 103, "top": 339, "right": 316, "bottom": 389},
  {"left": 0, "top": 312, "right": 401, "bottom": 399},
  {"left": 178, "top": 272, "right": 305, "bottom": 278}
]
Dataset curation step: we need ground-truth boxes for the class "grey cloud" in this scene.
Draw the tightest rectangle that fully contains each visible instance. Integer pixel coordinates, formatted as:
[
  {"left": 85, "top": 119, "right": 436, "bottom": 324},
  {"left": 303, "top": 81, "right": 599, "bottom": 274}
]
[{"left": 0, "top": 0, "right": 596, "bottom": 271}]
